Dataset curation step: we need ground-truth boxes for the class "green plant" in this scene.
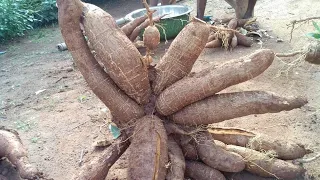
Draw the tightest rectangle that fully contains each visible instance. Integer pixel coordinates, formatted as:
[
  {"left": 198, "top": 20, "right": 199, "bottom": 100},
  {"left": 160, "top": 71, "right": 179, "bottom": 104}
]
[
  {"left": 14, "top": 120, "right": 36, "bottom": 132},
  {"left": 306, "top": 21, "right": 320, "bottom": 40},
  {"left": 0, "top": 0, "right": 58, "bottom": 41},
  {"left": 34, "top": 0, "right": 58, "bottom": 27},
  {"left": 78, "top": 95, "right": 88, "bottom": 103},
  {"left": 31, "top": 136, "right": 40, "bottom": 143},
  {"left": 0, "top": 0, "right": 37, "bottom": 41}
]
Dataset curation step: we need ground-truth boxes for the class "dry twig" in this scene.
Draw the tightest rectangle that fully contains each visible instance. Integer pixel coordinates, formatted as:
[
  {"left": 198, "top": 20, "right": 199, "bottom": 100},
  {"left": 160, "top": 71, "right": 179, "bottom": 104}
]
[{"left": 288, "top": 16, "right": 320, "bottom": 42}]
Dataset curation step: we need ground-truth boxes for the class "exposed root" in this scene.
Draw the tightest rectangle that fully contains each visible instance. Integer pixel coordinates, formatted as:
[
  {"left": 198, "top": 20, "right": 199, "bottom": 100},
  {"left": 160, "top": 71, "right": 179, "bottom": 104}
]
[
  {"left": 275, "top": 50, "right": 308, "bottom": 78},
  {"left": 73, "top": 133, "right": 129, "bottom": 180},
  {"left": 276, "top": 50, "right": 304, "bottom": 57},
  {"left": 288, "top": 16, "right": 320, "bottom": 42},
  {"left": 293, "top": 153, "right": 320, "bottom": 165},
  {"left": 0, "top": 127, "right": 43, "bottom": 180}
]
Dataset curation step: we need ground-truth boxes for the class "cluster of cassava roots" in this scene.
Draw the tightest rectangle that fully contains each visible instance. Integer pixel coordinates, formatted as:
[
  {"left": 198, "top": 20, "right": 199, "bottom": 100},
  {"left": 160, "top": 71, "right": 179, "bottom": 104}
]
[
  {"left": 0, "top": 0, "right": 312, "bottom": 179},
  {"left": 58, "top": 0, "right": 311, "bottom": 179}
]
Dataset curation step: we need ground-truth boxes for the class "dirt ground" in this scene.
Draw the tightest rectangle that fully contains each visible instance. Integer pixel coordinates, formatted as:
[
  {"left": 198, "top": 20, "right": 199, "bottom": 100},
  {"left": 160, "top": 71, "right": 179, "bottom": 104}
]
[{"left": 1, "top": 0, "right": 320, "bottom": 179}]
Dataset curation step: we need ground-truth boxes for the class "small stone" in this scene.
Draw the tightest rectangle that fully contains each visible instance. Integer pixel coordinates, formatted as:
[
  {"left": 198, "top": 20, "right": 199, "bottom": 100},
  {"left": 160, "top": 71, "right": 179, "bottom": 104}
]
[
  {"left": 276, "top": 38, "right": 284, "bottom": 42},
  {"left": 66, "top": 67, "right": 73, "bottom": 72}
]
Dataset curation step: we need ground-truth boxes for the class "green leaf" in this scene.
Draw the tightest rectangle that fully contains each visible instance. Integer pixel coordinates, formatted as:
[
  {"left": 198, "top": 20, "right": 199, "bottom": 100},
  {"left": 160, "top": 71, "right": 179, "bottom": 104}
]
[
  {"left": 306, "top": 33, "right": 320, "bottom": 39},
  {"left": 312, "top": 21, "right": 320, "bottom": 33},
  {"left": 31, "top": 137, "right": 40, "bottom": 143},
  {"left": 109, "top": 123, "right": 121, "bottom": 139},
  {"left": 78, "top": 95, "right": 87, "bottom": 103}
]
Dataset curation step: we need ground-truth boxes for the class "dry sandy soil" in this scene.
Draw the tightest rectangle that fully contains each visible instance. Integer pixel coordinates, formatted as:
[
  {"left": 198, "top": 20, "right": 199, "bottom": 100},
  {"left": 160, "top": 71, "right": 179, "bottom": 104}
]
[{"left": 1, "top": 0, "right": 320, "bottom": 179}]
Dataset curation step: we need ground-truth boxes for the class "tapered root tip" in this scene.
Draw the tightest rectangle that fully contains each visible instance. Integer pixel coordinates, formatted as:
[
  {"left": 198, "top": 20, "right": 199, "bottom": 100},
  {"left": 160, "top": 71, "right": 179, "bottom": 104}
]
[{"left": 290, "top": 96, "right": 308, "bottom": 108}]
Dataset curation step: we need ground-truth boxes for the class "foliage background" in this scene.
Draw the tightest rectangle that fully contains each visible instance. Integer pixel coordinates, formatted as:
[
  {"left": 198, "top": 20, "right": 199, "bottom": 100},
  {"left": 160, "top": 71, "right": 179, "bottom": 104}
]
[{"left": 0, "top": 0, "right": 58, "bottom": 42}]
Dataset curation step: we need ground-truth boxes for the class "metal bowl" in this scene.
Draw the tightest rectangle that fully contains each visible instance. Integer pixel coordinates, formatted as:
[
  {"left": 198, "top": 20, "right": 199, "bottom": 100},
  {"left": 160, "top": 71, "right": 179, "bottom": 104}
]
[
  {"left": 125, "top": 5, "right": 193, "bottom": 40},
  {"left": 125, "top": 5, "right": 193, "bottom": 21}
]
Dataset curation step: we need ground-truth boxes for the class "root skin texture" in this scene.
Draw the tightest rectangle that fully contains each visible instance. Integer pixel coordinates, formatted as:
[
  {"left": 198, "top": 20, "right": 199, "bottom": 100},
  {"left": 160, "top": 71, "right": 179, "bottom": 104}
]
[
  {"left": 196, "top": 132, "right": 246, "bottom": 172},
  {"left": 156, "top": 49, "right": 275, "bottom": 116},
  {"left": 153, "top": 18, "right": 210, "bottom": 95},
  {"left": 83, "top": 3, "right": 151, "bottom": 105},
  {"left": 57, "top": 0, "right": 144, "bottom": 125},
  {"left": 0, "top": 127, "right": 42, "bottom": 179},
  {"left": 185, "top": 161, "right": 226, "bottom": 180},
  {"left": 128, "top": 115, "right": 168, "bottom": 180},
  {"left": 73, "top": 134, "right": 129, "bottom": 180},
  {"left": 226, "top": 145, "right": 306, "bottom": 179},
  {"left": 170, "top": 91, "right": 307, "bottom": 125}
]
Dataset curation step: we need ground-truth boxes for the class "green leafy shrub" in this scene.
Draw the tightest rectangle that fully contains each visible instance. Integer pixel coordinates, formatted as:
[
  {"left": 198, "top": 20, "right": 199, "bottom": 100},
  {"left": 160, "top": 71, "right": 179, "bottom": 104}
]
[
  {"left": 0, "top": 0, "right": 58, "bottom": 42},
  {"left": 0, "top": 0, "right": 37, "bottom": 41},
  {"left": 34, "top": 0, "right": 58, "bottom": 27}
]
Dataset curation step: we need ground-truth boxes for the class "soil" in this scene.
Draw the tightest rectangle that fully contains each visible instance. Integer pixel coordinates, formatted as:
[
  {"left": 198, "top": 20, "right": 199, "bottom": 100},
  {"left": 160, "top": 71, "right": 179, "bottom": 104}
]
[{"left": 1, "top": 0, "right": 320, "bottom": 179}]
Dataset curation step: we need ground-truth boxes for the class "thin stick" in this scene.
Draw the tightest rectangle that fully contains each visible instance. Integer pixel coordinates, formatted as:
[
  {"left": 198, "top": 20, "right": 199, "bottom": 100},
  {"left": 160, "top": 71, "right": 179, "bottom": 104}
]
[
  {"left": 276, "top": 51, "right": 304, "bottom": 57},
  {"left": 290, "top": 16, "right": 320, "bottom": 24},
  {"left": 78, "top": 149, "right": 85, "bottom": 166},
  {"left": 288, "top": 16, "right": 320, "bottom": 42},
  {"left": 142, "top": 0, "right": 153, "bottom": 26},
  {"left": 74, "top": 133, "right": 129, "bottom": 180},
  {"left": 69, "top": 120, "right": 90, "bottom": 131}
]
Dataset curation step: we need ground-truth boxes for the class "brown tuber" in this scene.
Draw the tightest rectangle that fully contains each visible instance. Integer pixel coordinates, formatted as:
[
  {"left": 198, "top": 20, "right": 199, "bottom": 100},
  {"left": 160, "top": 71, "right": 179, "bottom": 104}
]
[
  {"left": 226, "top": 145, "right": 306, "bottom": 179},
  {"left": 206, "top": 39, "right": 222, "bottom": 48},
  {"left": 224, "top": 171, "right": 277, "bottom": 180},
  {"left": 166, "top": 136, "right": 185, "bottom": 180},
  {"left": 185, "top": 161, "right": 226, "bottom": 180},
  {"left": 121, "top": 14, "right": 148, "bottom": 37},
  {"left": 305, "top": 41, "right": 320, "bottom": 64},
  {"left": 170, "top": 91, "right": 307, "bottom": 125},
  {"left": 143, "top": 25, "right": 160, "bottom": 51},
  {"left": 57, "top": 0, "right": 144, "bottom": 125},
  {"left": 0, "top": 127, "right": 42, "bottom": 179},
  {"left": 152, "top": 18, "right": 210, "bottom": 95},
  {"left": 176, "top": 134, "right": 199, "bottom": 161},
  {"left": 57, "top": 0, "right": 311, "bottom": 179},
  {"left": 128, "top": 115, "right": 168, "bottom": 180},
  {"left": 156, "top": 49, "right": 275, "bottom": 116},
  {"left": 82, "top": 3, "right": 151, "bottom": 105},
  {"left": 195, "top": 132, "right": 246, "bottom": 172},
  {"left": 208, "top": 127, "right": 311, "bottom": 160},
  {"left": 73, "top": 134, "right": 129, "bottom": 180},
  {"left": 208, "top": 127, "right": 256, "bottom": 147}
]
